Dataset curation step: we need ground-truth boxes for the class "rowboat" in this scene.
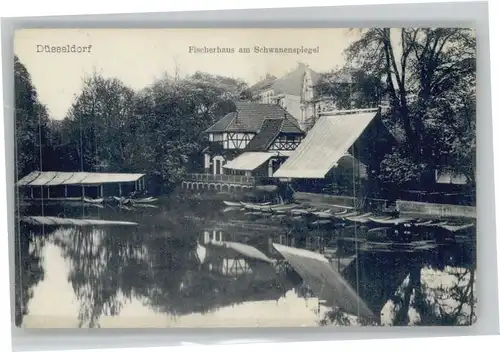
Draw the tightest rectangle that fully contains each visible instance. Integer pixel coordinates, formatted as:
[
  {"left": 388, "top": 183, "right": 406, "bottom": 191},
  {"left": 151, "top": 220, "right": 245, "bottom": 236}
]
[
  {"left": 311, "top": 220, "right": 333, "bottom": 226},
  {"left": 113, "top": 196, "right": 131, "bottom": 205},
  {"left": 438, "top": 223, "right": 475, "bottom": 232},
  {"left": 222, "top": 206, "right": 241, "bottom": 213},
  {"left": 244, "top": 211, "right": 263, "bottom": 216},
  {"left": 269, "top": 204, "right": 301, "bottom": 213},
  {"left": 311, "top": 211, "right": 336, "bottom": 219},
  {"left": 83, "top": 197, "right": 104, "bottom": 204},
  {"left": 254, "top": 185, "right": 278, "bottom": 192},
  {"left": 366, "top": 227, "right": 392, "bottom": 241},
  {"left": 131, "top": 197, "right": 157, "bottom": 204},
  {"left": 271, "top": 214, "right": 287, "bottom": 219},
  {"left": 290, "top": 208, "right": 317, "bottom": 216},
  {"left": 412, "top": 220, "right": 448, "bottom": 228},
  {"left": 368, "top": 226, "right": 392, "bottom": 233},
  {"left": 239, "top": 201, "right": 272, "bottom": 210},
  {"left": 223, "top": 200, "right": 242, "bottom": 207},
  {"left": 88, "top": 203, "right": 105, "bottom": 209},
  {"left": 345, "top": 212, "right": 373, "bottom": 224},
  {"left": 413, "top": 220, "right": 434, "bottom": 227},
  {"left": 132, "top": 203, "right": 158, "bottom": 209},
  {"left": 240, "top": 201, "right": 291, "bottom": 212},
  {"left": 334, "top": 210, "right": 356, "bottom": 219},
  {"left": 331, "top": 204, "right": 356, "bottom": 210},
  {"left": 367, "top": 216, "right": 414, "bottom": 225}
]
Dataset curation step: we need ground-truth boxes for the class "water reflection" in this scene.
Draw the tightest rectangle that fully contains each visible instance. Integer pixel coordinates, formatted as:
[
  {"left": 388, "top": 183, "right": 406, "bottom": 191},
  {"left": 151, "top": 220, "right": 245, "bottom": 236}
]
[{"left": 15, "top": 196, "right": 476, "bottom": 328}]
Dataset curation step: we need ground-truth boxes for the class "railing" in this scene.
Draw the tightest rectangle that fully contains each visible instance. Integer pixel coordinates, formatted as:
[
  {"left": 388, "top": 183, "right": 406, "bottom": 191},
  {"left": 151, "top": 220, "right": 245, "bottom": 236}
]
[
  {"left": 319, "top": 107, "right": 380, "bottom": 116},
  {"left": 184, "top": 173, "right": 256, "bottom": 185}
]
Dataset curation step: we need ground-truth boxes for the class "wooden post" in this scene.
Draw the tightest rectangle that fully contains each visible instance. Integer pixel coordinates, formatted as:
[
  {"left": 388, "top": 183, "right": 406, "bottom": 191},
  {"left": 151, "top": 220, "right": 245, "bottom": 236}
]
[
  {"left": 100, "top": 185, "right": 104, "bottom": 198},
  {"left": 30, "top": 187, "right": 33, "bottom": 199},
  {"left": 81, "top": 186, "right": 85, "bottom": 197},
  {"left": 64, "top": 186, "right": 68, "bottom": 197},
  {"left": 47, "top": 186, "right": 50, "bottom": 199},
  {"left": 119, "top": 183, "right": 122, "bottom": 197}
]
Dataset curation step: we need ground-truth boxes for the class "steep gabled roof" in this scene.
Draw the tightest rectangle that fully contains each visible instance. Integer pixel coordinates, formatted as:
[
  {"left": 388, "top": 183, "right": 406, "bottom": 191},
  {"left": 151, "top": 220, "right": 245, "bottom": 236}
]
[
  {"left": 271, "top": 63, "right": 320, "bottom": 96},
  {"left": 205, "top": 102, "right": 303, "bottom": 134},
  {"left": 250, "top": 74, "right": 277, "bottom": 92},
  {"left": 204, "top": 111, "right": 238, "bottom": 133},
  {"left": 250, "top": 64, "right": 321, "bottom": 96},
  {"left": 244, "top": 118, "right": 285, "bottom": 151}
]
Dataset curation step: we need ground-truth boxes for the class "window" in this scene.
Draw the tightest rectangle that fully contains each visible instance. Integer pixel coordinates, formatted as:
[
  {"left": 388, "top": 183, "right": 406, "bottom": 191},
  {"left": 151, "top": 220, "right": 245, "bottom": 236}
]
[{"left": 269, "top": 134, "right": 303, "bottom": 151}]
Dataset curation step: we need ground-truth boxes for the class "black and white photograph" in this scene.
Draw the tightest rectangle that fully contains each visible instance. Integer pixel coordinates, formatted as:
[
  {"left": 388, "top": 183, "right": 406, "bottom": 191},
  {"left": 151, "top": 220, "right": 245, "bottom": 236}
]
[{"left": 13, "top": 27, "right": 476, "bottom": 328}]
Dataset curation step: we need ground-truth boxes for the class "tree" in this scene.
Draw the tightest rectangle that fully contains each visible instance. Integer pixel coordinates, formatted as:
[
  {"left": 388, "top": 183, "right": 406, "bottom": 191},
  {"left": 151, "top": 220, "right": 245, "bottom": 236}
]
[
  {"left": 49, "top": 70, "right": 251, "bottom": 193},
  {"left": 315, "top": 67, "right": 385, "bottom": 110},
  {"left": 14, "top": 56, "right": 51, "bottom": 178},
  {"left": 130, "top": 72, "right": 251, "bottom": 192},
  {"left": 60, "top": 73, "right": 137, "bottom": 172},
  {"left": 343, "top": 28, "right": 476, "bottom": 187}
]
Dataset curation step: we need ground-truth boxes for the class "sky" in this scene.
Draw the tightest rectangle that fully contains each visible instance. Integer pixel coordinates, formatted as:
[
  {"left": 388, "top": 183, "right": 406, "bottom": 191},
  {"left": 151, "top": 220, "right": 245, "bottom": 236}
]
[{"left": 14, "top": 28, "right": 359, "bottom": 119}]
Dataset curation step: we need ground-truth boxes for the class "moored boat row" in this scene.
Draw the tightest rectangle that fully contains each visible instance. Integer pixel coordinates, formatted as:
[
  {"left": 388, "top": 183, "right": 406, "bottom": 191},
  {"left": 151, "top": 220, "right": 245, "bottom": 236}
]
[
  {"left": 221, "top": 200, "right": 476, "bottom": 234},
  {"left": 82, "top": 196, "right": 158, "bottom": 207}
]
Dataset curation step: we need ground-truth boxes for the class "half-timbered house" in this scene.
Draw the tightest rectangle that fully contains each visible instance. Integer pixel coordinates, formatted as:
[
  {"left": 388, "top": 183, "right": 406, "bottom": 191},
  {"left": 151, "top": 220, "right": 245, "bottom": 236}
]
[{"left": 203, "top": 102, "right": 305, "bottom": 179}]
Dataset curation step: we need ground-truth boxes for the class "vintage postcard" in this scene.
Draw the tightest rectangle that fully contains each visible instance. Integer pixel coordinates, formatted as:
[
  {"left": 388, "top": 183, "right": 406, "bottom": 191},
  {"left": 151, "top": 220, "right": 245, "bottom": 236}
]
[{"left": 13, "top": 28, "right": 476, "bottom": 328}]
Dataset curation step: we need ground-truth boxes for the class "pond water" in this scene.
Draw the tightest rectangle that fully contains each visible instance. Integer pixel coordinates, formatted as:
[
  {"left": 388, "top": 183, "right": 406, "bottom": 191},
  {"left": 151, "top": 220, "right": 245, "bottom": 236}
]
[{"left": 14, "top": 194, "right": 477, "bottom": 328}]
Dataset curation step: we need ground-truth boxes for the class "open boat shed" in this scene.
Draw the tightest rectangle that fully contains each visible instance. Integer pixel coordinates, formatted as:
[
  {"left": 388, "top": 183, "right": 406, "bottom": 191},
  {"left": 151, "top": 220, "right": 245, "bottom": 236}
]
[
  {"left": 17, "top": 171, "right": 146, "bottom": 199},
  {"left": 272, "top": 109, "right": 394, "bottom": 180}
]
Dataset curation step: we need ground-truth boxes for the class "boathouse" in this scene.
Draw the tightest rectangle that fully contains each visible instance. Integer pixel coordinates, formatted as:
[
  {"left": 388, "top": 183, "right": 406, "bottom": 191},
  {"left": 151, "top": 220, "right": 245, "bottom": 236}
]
[
  {"left": 272, "top": 108, "right": 398, "bottom": 196},
  {"left": 222, "top": 106, "right": 305, "bottom": 178},
  {"left": 16, "top": 171, "right": 146, "bottom": 200},
  {"left": 182, "top": 102, "right": 305, "bottom": 191}
]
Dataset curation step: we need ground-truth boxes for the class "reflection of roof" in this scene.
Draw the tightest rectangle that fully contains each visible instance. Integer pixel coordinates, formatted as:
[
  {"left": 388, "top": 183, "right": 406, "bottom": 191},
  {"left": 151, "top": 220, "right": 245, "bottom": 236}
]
[
  {"left": 21, "top": 216, "right": 138, "bottom": 226},
  {"left": 17, "top": 171, "right": 145, "bottom": 186},
  {"left": 273, "top": 243, "right": 376, "bottom": 322},
  {"left": 205, "top": 102, "right": 302, "bottom": 133},
  {"left": 205, "top": 240, "right": 274, "bottom": 264},
  {"left": 273, "top": 111, "right": 379, "bottom": 178}
]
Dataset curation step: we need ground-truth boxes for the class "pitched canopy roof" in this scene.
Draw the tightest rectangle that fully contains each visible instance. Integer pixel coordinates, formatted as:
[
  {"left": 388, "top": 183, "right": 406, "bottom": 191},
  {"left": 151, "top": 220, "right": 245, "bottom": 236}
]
[
  {"left": 223, "top": 151, "right": 277, "bottom": 171},
  {"left": 273, "top": 111, "right": 379, "bottom": 179},
  {"left": 17, "top": 171, "right": 145, "bottom": 186},
  {"left": 205, "top": 102, "right": 303, "bottom": 134}
]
